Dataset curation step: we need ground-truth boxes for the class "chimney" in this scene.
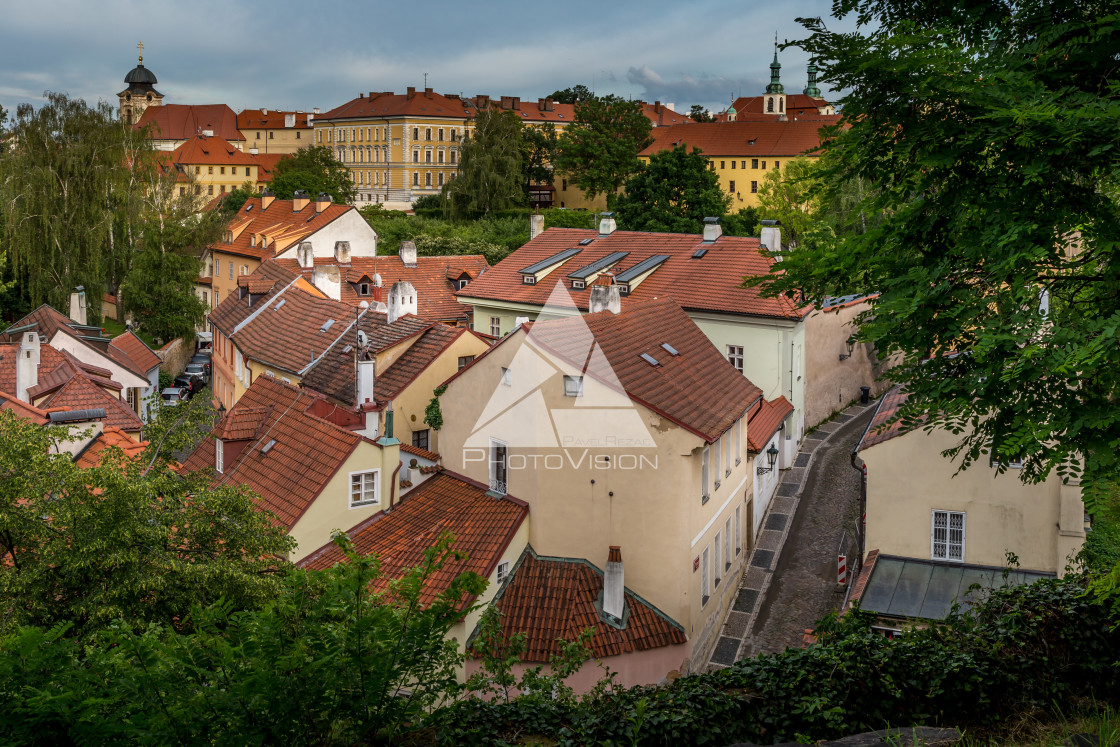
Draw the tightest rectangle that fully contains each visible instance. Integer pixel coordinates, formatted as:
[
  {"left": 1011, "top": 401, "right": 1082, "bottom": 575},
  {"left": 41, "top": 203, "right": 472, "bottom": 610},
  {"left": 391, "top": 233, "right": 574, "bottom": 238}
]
[
  {"left": 388, "top": 280, "right": 418, "bottom": 324},
  {"left": 261, "top": 189, "right": 275, "bottom": 209},
  {"left": 399, "top": 240, "right": 418, "bottom": 268},
  {"left": 312, "top": 265, "right": 341, "bottom": 301},
  {"left": 202, "top": 128, "right": 214, "bottom": 137},
  {"left": 313, "top": 107, "right": 320, "bottom": 114},
  {"left": 603, "top": 546, "right": 625, "bottom": 621},
  {"left": 307, "top": 113, "right": 314, "bottom": 125},
  {"left": 589, "top": 283, "right": 621, "bottom": 315},
  {"left": 315, "top": 192, "right": 331, "bottom": 213},
  {"left": 357, "top": 356, "right": 375, "bottom": 407},
  {"left": 297, "top": 241, "right": 314, "bottom": 273},
  {"left": 69, "top": 286, "right": 87, "bottom": 326},
  {"left": 598, "top": 212, "right": 617, "bottom": 236},
  {"left": 760, "top": 220, "right": 782, "bottom": 254},
  {"left": 425, "top": 87, "right": 433, "bottom": 97},
  {"left": 334, "top": 240, "right": 351, "bottom": 265},
  {"left": 284, "top": 113, "right": 295, "bottom": 128},
  {"left": 702, "top": 216, "right": 722, "bottom": 242},
  {"left": 15, "top": 331, "right": 40, "bottom": 403},
  {"left": 372, "top": 273, "right": 384, "bottom": 304},
  {"left": 406, "top": 86, "right": 416, "bottom": 98},
  {"left": 529, "top": 213, "right": 544, "bottom": 240},
  {"left": 292, "top": 190, "right": 310, "bottom": 211},
  {"left": 249, "top": 147, "right": 259, "bottom": 155},
  {"left": 262, "top": 109, "right": 268, "bottom": 115}
]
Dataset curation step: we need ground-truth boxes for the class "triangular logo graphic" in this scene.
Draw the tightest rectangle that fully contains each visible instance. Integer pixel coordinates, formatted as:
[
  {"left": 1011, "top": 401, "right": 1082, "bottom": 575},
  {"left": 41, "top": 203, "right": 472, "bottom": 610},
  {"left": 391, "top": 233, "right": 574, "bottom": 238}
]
[{"left": 465, "top": 280, "right": 658, "bottom": 450}]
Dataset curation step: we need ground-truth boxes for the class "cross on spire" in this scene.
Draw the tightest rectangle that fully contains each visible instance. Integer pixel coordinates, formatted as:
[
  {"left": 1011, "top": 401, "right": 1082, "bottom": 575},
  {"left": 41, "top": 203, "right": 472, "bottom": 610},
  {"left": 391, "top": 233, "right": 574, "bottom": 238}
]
[{"left": 137, "top": 41, "right": 144, "bottom": 63}]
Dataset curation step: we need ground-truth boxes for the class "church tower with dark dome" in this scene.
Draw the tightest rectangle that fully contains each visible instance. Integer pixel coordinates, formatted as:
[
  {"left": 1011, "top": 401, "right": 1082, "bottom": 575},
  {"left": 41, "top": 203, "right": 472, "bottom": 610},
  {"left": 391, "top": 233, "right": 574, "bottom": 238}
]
[{"left": 118, "top": 44, "right": 163, "bottom": 124}]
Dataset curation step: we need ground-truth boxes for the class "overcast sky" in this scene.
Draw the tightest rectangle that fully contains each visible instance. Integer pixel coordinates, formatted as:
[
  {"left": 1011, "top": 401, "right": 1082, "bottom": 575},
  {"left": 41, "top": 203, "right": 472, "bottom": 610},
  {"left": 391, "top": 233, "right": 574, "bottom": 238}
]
[{"left": 1, "top": 0, "right": 854, "bottom": 120}]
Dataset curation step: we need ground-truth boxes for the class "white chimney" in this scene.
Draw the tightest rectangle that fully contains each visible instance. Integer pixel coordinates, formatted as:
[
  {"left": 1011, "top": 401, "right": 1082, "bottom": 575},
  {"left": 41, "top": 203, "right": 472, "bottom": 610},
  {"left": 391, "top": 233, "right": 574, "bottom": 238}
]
[
  {"left": 249, "top": 147, "right": 259, "bottom": 155},
  {"left": 202, "top": 128, "right": 214, "bottom": 137},
  {"left": 69, "top": 286, "right": 87, "bottom": 326},
  {"left": 262, "top": 109, "right": 268, "bottom": 116},
  {"left": 334, "top": 241, "right": 351, "bottom": 265},
  {"left": 297, "top": 241, "right": 314, "bottom": 272},
  {"left": 16, "top": 331, "right": 40, "bottom": 403},
  {"left": 702, "top": 216, "right": 722, "bottom": 242},
  {"left": 530, "top": 214, "right": 544, "bottom": 240},
  {"left": 588, "top": 284, "right": 621, "bottom": 314},
  {"left": 357, "top": 357, "right": 375, "bottom": 406},
  {"left": 399, "top": 241, "right": 418, "bottom": 268},
  {"left": 312, "top": 265, "right": 342, "bottom": 301},
  {"left": 598, "top": 212, "right": 617, "bottom": 236},
  {"left": 284, "top": 113, "right": 296, "bottom": 128},
  {"left": 760, "top": 220, "right": 782, "bottom": 254},
  {"left": 388, "top": 281, "right": 418, "bottom": 324},
  {"left": 603, "top": 546, "right": 625, "bottom": 620}
]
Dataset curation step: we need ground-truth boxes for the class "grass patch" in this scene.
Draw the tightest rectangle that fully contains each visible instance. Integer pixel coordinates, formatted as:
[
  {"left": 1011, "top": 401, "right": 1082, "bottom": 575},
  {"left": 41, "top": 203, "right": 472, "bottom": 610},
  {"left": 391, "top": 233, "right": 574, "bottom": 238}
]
[
  {"left": 960, "top": 700, "right": 1119, "bottom": 747},
  {"left": 101, "top": 317, "right": 160, "bottom": 350}
]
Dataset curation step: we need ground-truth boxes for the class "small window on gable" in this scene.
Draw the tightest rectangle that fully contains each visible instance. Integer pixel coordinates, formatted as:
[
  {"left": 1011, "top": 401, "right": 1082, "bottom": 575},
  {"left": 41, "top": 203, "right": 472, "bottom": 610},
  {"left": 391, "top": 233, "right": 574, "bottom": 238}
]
[
  {"left": 496, "top": 560, "right": 510, "bottom": 585},
  {"left": 563, "top": 375, "right": 583, "bottom": 397},
  {"left": 571, "top": 279, "right": 586, "bottom": 290},
  {"left": 522, "top": 275, "right": 536, "bottom": 285},
  {"left": 359, "top": 283, "right": 370, "bottom": 296},
  {"left": 350, "top": 470, "right": 380, "bottom": 508}
]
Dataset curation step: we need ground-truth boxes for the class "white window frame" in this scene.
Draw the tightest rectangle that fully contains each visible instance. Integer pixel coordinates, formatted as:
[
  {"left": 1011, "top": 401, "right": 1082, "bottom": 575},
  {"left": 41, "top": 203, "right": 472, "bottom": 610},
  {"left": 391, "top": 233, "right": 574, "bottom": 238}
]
[
  {"left": 931, "top": 510, "right": 965, "bottom": 562},
  {"left": 563, "top": 375, "right": 584, "bottom": 398},
  {"left": 489, "top": 317, "right": 501, "bottom": 336},
  {"left": 701, "top": 546, "right": 711, "bottom": 606},
  {"left": 701, "top": 445, "right": 711, "bottom": 503},
  {"left": 215, "top": 439, "right": 224, "bottom": 473},
  {"left": 489, "top": 438, "right": 508, "bottom": 495},
  {"left": 496, "top": 560, "right": 510, "bottom": 585},
  {"left": 349, "top": 469, "right": 381, "bottom": 508},
  {"left": 727, "top": 345, "right": 744, "bottom": 373}
]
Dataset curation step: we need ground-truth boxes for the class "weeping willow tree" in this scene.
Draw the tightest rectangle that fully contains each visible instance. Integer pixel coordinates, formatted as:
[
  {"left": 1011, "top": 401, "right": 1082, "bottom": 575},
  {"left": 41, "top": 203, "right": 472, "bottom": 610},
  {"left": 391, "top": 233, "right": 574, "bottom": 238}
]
[
  {"left": 442, "top": 108, "right": 525, "bottom": 218},
  {"left": 0, "top": 93, "right": 132, "bottom": 320}
]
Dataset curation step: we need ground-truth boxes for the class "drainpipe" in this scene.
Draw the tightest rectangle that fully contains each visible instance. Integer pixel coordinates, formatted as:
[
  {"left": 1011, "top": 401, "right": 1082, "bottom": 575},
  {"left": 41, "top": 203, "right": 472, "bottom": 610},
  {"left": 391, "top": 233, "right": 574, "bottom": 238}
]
[{"left": 850, "top": 411, "right": 877, "bottom": 577}]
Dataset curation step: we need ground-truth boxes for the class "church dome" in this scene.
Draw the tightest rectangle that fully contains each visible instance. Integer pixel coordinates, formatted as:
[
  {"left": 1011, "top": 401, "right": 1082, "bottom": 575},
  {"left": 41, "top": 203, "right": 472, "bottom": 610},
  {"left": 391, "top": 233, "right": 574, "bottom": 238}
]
[{"left": 124, "top": 61, "right": 157, "bottom": 86}]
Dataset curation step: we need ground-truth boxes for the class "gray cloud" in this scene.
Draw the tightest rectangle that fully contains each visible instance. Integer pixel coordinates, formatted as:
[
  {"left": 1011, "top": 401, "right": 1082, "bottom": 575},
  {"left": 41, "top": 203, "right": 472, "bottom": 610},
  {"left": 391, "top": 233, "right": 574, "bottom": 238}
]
[{"left": 626, "top": 65, "right": 767, "bottom": 114}]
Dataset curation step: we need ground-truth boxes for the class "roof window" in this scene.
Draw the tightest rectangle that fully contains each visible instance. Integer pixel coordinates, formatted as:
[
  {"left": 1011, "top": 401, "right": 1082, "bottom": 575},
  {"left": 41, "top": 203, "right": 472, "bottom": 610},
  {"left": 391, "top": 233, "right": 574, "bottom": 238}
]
[
  {"left": 260, "top": 439, "right": 277, "bottom": 455},
  {"left": 320, "top": 319, "right": 335, "bottom": 332},
  {"left": 640, "top": 353, "right": 660, "bottom": 367},
  {"left": 661, "top": 343, "right": 679, "bottom": 356},
  {"left": 692, "top": 248, "right": 709, "bottom": 259},
  {"left": 245, "top": 204, "right": 254, "bottom": 212},
  {"left": 579, "top": 238, "right": 594, "bottom": 246}
]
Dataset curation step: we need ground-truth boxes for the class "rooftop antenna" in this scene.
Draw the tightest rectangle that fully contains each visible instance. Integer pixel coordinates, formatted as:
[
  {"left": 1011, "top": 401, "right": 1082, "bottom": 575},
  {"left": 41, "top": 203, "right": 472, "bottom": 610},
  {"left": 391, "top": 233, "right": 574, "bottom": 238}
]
[{"left": 423, "top": 72, "right": 428, "bottom": 88}]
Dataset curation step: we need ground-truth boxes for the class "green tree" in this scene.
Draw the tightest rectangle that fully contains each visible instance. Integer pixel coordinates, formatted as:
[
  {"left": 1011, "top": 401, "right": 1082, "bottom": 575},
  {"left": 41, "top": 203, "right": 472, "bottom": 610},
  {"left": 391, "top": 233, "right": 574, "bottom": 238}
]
[
  {"left": 689, "top": 104, "right": 715, "bottom": 123},
  {"left": 442, "top": 109, "right": 526, "bottom": 218},
  {"left": 754, "top": 2, "right": 1120, "bottom": 508},
  {"left": 755, "top": 157, "right": 824, "bottom": 246},
  {"left": 614, "top": 145, "right": 731, "bottom": 233},
  {"left": 549, "top": 84, "right": 594, "bottom": 104},
  {"left": 268, "top": 145, "right": 356, "bottom": 203},
  {"left": 218, "top": 183, "right": 256, "bottom": 214},
  {"left": 555, "top": 95, "right": 653, "bottom": 204},
  {"left": 0, "top": 409, "right": 293, "bottom": 636},
  {"left": 522, "top": 121, "right": 558, "bottom": 191},
  {"left": 0, "top": 93, "right": 128, "bottom": 320}
]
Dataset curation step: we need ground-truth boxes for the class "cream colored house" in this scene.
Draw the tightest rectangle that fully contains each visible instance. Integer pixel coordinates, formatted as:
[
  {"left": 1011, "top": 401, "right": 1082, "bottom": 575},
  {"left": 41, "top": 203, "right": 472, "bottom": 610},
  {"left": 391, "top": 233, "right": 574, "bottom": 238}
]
[
  {"left": 848, "top": 386, "right": 1087, "bottom": 625},
  {"left": 437, "top": 295, "right": 764, "bottom": 676}
]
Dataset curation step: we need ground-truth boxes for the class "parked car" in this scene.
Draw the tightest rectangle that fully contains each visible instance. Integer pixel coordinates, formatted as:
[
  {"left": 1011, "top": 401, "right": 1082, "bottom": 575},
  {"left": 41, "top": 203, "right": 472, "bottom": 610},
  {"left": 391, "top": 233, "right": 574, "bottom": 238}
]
[
  {"left": 174, "top": 374, "right": 202, "bottom": 397},
  {"left": 189, "top": 353, "right": 212, "bottom": 376},
  {"left": 161, "top": 387, "right": 189, "bottom": 407},
  {"left": 184, "top": 362, "right": 210, "bottom": 384}
]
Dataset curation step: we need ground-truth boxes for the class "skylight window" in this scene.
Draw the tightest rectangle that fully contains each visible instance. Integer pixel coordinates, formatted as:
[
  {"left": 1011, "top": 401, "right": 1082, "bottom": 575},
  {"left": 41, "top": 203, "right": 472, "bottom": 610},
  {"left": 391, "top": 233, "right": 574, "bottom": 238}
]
[
  {"left": 579, "top": 238, "right": 594, "bottom": 246},
  {"left": 260, "top": 439, "right": 277, "bottom": 455},
  {"left": 640, "top": 353, "right": 660, "bottom": 366},
  {"left": 320, "top": 319, "right": 335, "bottom": 332},
  {"left": 692, "top": 248, "right": 709, "bottom": 259},
  {"left": 661, "top": 343, "right": 679, "bottom": 356},
  {"left": 245, "top": 204, "right": 254, "bottom": 212}
]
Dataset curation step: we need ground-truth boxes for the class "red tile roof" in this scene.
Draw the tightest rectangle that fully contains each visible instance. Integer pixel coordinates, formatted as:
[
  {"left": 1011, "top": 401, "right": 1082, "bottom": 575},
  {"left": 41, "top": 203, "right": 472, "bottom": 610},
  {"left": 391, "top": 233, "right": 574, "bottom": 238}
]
[
  {"left": 136, "top": 103, "right": 243, "bottom": 142},
  {"left": 108, "top": 331, "right": 161, "bottom": 375},
  {"left": 181, "top": 377, "right": 363, "bottom": 530},
  {"left": 208, "top": 262, "right": 299, "bottom": 334},
  {"left": 276, "top": 254, "right": 490, "bottom": 322},
  {"left": 401, "top": 442, "right": 440, "bottom": 462},
  {"left": 318, "top": 89, "right": 480, "bottom": 121},
  {"left": 251, "top": 153, "right": 286, "bottom": 183},
  {"left": 214, "top": 406, "right": 272, "bottom": 440},
  {"left": 858, "top": 386, "right": 914, "bottom": 450},
  {"left": 171, "top": 135, "right": 258, "bottom": 167},
  {"left": 237, "top": 109, "right": 313, "bottom": 130},
  {"left": 732, "top": 93, "right": 835, "bottom": 117},
  {"left": 37, "top": 375, "right": 143, "bottom": 433},
  {"left": 297, "top": 471, "right": 528, "bottom": 607},
  {"left": 846, "top": 549, "right": 880, "bottom": 610},
  {"left": 639, "top": 119, "right": 840, "bottom": 159},
  {"left": 3, "top": 305, "right": 150, "bottom": 379},
  {"left": 0, "top": 391, "right": 49, "bottom": 424},
  {"left": 206, "top": 196, "right": 355, "bottom": 261},
  {"left": 747, "top": 396, "right": 794, "bottom": 451},
  {"left": 640, "top": 101, "right": 692, "bottom": 127},
  {"left": 457, "top": 228, "right": 805, "bottom": 321},
  {"left": 477, "top": 546, "right": 687, "bottom": 662},
  {"left": 522, "top": 297, "right": 763, "bottom": 442},
  {"left": 74, "top": 427, "right": 146, "bottom": 469},
  {"left": 0, "top": 343, "right": 69, "bottom": 398}
]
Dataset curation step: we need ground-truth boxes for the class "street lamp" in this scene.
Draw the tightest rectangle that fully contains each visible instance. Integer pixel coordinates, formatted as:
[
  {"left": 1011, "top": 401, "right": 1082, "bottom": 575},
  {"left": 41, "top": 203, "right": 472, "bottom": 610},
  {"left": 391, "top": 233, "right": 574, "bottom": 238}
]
[
  {"left": 757, "top": 444, "right": 780, "bottom": 475},
  {"left": 839, "top": 336, "right": 856, "bottom": 361}
]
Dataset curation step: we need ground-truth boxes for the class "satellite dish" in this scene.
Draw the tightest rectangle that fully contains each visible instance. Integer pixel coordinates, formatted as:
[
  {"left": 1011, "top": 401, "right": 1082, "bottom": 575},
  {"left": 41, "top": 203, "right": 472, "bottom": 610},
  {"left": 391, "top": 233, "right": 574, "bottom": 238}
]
[{"left": 357, "top": 330, "right": 369, "bottom": 347}]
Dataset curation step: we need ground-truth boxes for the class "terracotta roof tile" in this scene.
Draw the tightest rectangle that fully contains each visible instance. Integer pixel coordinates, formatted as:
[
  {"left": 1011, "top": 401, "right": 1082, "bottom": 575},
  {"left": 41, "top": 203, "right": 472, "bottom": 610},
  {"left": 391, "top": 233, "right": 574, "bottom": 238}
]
[
  {"left": 846, "top": 549, "right": 880, "bottom": 610},
  {"left": 747, "top": 396, "right": 794, "bottom": 452},
  {"left": 318, "top": 90, "right": 480, "bottom": 121},
  {"left": 108, "top": 331, "right": 161, "bottom": 375},
  {"left": 208, "top": 262, "right": 298, "bottom": 334},
  {"left": 276, "top": 254, "right": 490, "bottom": 322},
  {"left": 251, "top": 153, "right": 286, "bottom": 183},
  {"left": 2, "top": 305, "right": 149, "bottom": 379},
  {"left": 477, "top": 547, "right": 687, "bottom": 662},
  {"left": 731, "top": 93, "right": 835, "bottom": 117},
  {"left": 74, "top": 427, "right": 146, "bottom": 469},
  {"left": 0, "top": 391, "right": 50, "bottom": 424},
  {"left": 171, "top": 134, "right": 258, "bottom": 167},
  {"left": 136, "top": 103, "right": 243, "bottom": 142},
  {"left": 0, "top": 344, "right": 68, "bottom": 397},
  {"left": 214, "top": 406, "right": 272, "bottom": 440},
  {"left": 639, "top": 119, "right": 840, "bottom": 159},
  {"left": 400, "top": 443, "right": 440, "bottom": 462},
  {"left": 37, "top": 375, "right": 143, "bottom": 433},
  {"left": 458, "top": 228, "right": 805, "bottom": 321},
  {"left": 237, "top": 109, "right": 312, "bottom": 130},
  {"left": 524, "top": 297, "right": 762, "bottom": 442},
  {"left": 859, "top": 386, "right": 914, "bottom": 450},
  {"left": 206, "top": 196, "right": 356, "bottom": 262},
  {"left": 181, "top": 377, "right": 361, "bottom": 530},
  {"left": 297, "top": 471, "right": 528, "bottom": 607}
]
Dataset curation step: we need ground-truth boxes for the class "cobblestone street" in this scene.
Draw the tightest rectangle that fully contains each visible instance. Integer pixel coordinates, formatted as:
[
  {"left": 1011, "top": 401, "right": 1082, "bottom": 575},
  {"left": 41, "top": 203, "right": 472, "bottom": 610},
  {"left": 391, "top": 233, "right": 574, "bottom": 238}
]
[{"left": 708, "top": 402, "right": 876, "bottom": 668}]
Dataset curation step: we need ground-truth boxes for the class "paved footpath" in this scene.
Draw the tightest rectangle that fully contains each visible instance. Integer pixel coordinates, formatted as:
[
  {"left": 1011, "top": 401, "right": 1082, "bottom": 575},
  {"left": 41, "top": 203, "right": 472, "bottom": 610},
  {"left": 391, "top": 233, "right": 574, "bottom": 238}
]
[{"left": 707, "top": 401, "right": 877, "bottom": 669}]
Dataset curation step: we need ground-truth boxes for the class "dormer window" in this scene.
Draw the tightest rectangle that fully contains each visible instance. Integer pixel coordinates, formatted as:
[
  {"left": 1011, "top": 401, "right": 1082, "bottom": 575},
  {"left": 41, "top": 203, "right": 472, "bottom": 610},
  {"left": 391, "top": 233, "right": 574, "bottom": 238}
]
[
  {"left": 616, "top": 283, "right": 630, "bottom": 295},
  {"left": 571, "top": 279, "right": 586, "bottom": 290},
  {"left": 359, "top": 282, "right": 370, "bottom": 296},
  {"left": 456, "top": 278, "right": 469, "bottom": 290},
  {"left": 563, "top": 375, "right": 584, "bottom": 397},
  {"left": 522, "top": 275, "right": 536, "bottom": 285}
]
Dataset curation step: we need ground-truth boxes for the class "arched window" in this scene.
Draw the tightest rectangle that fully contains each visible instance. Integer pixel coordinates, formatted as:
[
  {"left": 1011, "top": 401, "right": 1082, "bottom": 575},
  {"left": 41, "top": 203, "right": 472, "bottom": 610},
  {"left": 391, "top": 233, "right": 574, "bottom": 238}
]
[
  {"left": 767, "top": 97, "right": 774, "bottom": 113},
  {"left": 779, "top": 98, "right": 784, "bottom": 112}
]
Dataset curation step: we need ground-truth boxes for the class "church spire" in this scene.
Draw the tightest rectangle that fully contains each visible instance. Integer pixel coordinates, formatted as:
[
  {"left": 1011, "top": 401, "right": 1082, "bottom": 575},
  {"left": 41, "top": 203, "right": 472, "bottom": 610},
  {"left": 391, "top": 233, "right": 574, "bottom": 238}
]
[
  {"left": 765, "top": 33, "right": 785, "bottom": 95},
  {"left": 804, "top": 62, "right": 821, "bottom": 97}
]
